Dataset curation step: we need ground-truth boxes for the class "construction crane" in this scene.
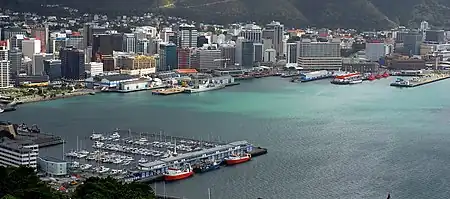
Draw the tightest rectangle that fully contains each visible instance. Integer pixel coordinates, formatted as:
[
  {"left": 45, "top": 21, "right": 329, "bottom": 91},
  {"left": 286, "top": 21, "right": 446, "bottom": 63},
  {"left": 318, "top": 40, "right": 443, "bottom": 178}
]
[{"left": 213, "top": 58, "right": 231, "bottom": 69}]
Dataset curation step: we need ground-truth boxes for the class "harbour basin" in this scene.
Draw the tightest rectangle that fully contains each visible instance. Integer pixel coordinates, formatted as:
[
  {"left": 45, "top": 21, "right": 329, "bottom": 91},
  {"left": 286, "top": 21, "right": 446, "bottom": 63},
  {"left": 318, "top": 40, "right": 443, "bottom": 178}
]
[{"left": 3, "top": 76, "right": 450, "bottom": 199}]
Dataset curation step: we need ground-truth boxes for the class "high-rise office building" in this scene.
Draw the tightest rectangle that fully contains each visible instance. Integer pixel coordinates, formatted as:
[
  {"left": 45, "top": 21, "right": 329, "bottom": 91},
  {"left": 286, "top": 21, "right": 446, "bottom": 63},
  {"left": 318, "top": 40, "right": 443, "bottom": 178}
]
[
  {"left": 178, "top": 24, "right": 198, "bottom": 48},
  {"left": 83, "top": 23, "right": 107, "bottom": 49},
  {"left": 30, "top": 25, "right": 49, "bottom": 53},
  {"left": 43, "top": 60, "right": 62, "bottom": 81},
  {"left": 365, "top": 42, "right": 392, "bottom": 61},
  {"left": 253, "top": 43, "right": 263, "bottom": 63},
  {"left": 404, "top": 32, "right": 423, "bottom": 55},
  {"left": 137, "top": 39, "right": 150, "bottom": 55},
  {"left": 32, "top": 53, "right": 53, "bottom": 76},
  {"left": 92, "top": 34, "right": 122, "bottom": 61},
  {"left": 177, "top": 48, "right": 191, "bottom": 69},
  {"left": 241, "top": 41, "right": 254, "bottom": 68},
  {"left": 159, "top": 43, "right": 177, "bottom": 71},
  {"left": 264, "top": 21, "right": 284, "bottom": 57},
  {"left": 239, "top": 24, "right": 262, "bottom": 43},
  {"left": 264, "top": 49, "right": 276, "bottom": 62},
  {"left": 425, "top": 30, "right": 445, "bottom": 44},
  {"left": 9, "top": 34, "right": 25, "bottom": 50},
  {"left": 297, "top": 39, "right": 342, "bottom": 70},
  {"left": 0, "top": 43, "right": 11, "bottom": 88},
  {"left": 60, "top": 47, "right": 85, "bottom": 80},
  {"left": 8, "top": 48, "right": 22, "bottom": 77},
  {"left": 123, "top": 33, "right": 136, "bottom": 53},
  {"left": 235, "top": 37, "right": 245, "bottom": 66},
  {"left": 66, "top": 34, "right": 84, "bottom": 49},
  {"left": 22, "top": 38, "right": 41, "bottom": 58},
  {"left": 197, "top": 49, "right": 222, "bottom": 70},
  {"left": 220, "top": 44, "right": 236, "bottom": 68},
  {"left": 286, "top": 43, "right": 298, "bottom": 63}
]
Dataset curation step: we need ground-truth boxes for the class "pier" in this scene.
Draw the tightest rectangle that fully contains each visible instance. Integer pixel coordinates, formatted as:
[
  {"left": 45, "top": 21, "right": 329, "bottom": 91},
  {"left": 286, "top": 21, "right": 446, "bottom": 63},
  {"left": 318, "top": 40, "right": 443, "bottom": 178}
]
[
  {"left": 390, "top": 73, "right": 450, "bottom": 87},
  {"left": 1, "top": 122, "right": 64, "bottom": 148}
]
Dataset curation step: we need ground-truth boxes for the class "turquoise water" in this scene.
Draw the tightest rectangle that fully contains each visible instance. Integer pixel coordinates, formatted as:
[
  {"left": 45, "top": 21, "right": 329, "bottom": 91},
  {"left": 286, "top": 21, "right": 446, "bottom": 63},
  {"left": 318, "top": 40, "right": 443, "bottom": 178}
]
[{"left": 3, "top": 77, "right": 450, "bottom": 199}]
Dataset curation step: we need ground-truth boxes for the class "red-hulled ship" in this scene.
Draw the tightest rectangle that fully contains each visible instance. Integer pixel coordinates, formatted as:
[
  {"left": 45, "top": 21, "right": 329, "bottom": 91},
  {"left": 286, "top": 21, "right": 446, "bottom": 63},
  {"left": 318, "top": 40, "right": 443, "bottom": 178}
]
[
  {"left": 164, "top": 165, "right": 194, "bottom": 181},
  {"left": 367, "top": 74, "right": 376, "bottom": 81},
  {"left": 225, "top": 154, "right": 251, "bottom": 165},
  {"left": 382, "top": 71, "right": 390, "bottom": 78},
  {"left": 335, "top": 72, "right": 360, "bottom": 79}
]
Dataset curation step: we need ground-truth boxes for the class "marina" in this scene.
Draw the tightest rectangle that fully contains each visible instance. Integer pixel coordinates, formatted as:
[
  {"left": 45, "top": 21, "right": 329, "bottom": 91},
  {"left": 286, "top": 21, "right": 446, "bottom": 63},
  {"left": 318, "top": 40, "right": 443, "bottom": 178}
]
[
  {"left": 63, "top": 129, "right": 266, "bottom": 183},
  {"left": 390, "top": 73, "right": 450, "bottom": 87}
]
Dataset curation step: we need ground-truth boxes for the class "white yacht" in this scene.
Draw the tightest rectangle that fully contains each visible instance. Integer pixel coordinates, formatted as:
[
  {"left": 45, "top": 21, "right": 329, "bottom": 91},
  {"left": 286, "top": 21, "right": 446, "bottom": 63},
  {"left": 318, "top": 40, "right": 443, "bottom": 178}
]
[
  {"left": 80, "top": 164, "right": 92, "bottom": 170},
  {"left": 138, "top": 138, "right": 148, "bottom": 142},
  {"left": 110, "top": 132, "right": 120, "bottom": 139},
  {"left": 96, "top": 166, "right": 110, "bottom": 173},
  {"left": 90, "top": 133, "right": 103, "bottom": 140},
  {"left": 138, "top": 158, "right": 148, "bottom": 163}
]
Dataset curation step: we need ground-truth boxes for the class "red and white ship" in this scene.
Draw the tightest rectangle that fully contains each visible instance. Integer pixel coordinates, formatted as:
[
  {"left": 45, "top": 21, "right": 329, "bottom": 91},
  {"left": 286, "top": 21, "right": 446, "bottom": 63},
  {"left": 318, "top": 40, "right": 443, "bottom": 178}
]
[
  {"left": 164, "top": 165, "right": 194, "bottom": 181},
  {"left": 334, "top": 72, "right": 360, "bottom": 80},
  {"left": 224, "top": 154, "right": 251, "bottom": 165}
]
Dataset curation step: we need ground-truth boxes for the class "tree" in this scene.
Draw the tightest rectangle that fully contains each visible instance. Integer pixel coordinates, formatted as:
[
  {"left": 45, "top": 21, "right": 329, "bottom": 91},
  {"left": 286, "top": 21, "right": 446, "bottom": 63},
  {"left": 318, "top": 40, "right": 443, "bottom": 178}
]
[
  {"left": 73, "top": 177, "right": 155, "bottom": 199},
  {"left": 0, "top": 166, "right": 66, "bottom": 199}
]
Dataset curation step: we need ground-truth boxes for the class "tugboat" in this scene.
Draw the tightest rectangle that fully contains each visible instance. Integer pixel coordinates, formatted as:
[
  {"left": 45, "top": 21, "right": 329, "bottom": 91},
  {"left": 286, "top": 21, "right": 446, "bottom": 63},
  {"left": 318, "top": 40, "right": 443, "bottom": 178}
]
[
  {"left": 193, "top": 160, "right": 221, "bottom": 173},
  {"left": 367, "top": 74, "right": 376, "bottom": 81},
  {"left": 224, "top": 154, "right": 251, "bottom": 165},
  {"left": 375, "top": 73, "right": 382, "bottom": 79},
  {"left": 382, "top": 71, "right": 390, "bottom": 78},
  {"left": 164, "top": 164, "right": 194, "bottom": 181}
]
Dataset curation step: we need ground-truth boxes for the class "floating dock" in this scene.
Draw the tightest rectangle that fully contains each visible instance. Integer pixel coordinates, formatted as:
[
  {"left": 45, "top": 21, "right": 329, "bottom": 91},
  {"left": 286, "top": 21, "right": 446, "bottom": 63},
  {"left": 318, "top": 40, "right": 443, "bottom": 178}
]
[
  {"left": 152, "top": 88, "right": 185, "bottom": 95},
  {"left": 390, "top": 73, "right": 450, "bottom": 87}
]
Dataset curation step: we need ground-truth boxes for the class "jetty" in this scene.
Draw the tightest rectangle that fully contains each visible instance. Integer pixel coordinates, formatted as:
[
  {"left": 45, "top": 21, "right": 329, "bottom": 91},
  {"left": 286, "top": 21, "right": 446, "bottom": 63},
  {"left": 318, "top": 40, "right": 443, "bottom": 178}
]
[{"left": 390, "top": 73, "right": 450, "bottom": 87}]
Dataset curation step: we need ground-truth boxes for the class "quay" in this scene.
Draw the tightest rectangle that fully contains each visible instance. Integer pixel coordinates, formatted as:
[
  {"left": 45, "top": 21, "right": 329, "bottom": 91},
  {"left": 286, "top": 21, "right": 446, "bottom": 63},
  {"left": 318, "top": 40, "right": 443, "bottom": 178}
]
[
  {"left": 0, "top": 122, "right": 64, "bottom": 148},
  {"left": 390, "top": 73, "right": 450, "bottom": 87},
  {"left": 152, "top": 88, "right": 185, "bottom": 95}
]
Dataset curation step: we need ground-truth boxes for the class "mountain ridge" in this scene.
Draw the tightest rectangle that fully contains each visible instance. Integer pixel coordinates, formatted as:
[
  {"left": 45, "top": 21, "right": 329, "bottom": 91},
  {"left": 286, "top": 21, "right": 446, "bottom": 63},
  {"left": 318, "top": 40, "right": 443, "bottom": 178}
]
[{"left": 2, "top": 0, "right": 450, "bottom": 29}]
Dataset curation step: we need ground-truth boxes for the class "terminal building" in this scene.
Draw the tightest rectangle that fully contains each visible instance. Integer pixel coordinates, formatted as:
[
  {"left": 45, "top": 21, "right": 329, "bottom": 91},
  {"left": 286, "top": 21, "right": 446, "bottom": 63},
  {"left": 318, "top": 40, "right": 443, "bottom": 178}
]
[{"left": 38, "top": 156, "right": 68, "bottom": 176}]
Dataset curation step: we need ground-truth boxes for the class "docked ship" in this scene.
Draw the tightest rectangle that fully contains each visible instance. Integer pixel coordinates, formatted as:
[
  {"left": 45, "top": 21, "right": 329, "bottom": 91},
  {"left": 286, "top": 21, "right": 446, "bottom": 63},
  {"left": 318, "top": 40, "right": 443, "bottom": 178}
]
[
  {"left": 224, "top": 154, "right": 251, "bottom": 165},
  {"left": 164, "top": 165, "right": 194, "bottom": 181},
  {"left": 193, "top": 160, "right": 221, "bottom": 173},
  {"left": 367, "top": 74, "right": 376, "bottom": 81},
  {"left": 382, "top": 71, "right": 390, "bottom": 78},
  {"left": 330, "top": 72, "right": 361, "bottom": 85},
  {"left": 299, "top": 70, "right": 332, "bottom": 82},
  {"left": 184, "top": 77, "right": 229, "bottom": 93}
]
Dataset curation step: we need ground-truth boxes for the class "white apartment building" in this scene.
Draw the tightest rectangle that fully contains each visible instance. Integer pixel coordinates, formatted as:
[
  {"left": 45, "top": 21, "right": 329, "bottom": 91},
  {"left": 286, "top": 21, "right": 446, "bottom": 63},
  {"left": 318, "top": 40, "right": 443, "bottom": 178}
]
[
  {"left": 0, "top": 45, "right": 11, "bottom": 88},
  {"left": 0, "top": 140, "right": 39, "bottom": 171},
  {"left": 86, "top": 62, "right": 104, "bottom": 77}
]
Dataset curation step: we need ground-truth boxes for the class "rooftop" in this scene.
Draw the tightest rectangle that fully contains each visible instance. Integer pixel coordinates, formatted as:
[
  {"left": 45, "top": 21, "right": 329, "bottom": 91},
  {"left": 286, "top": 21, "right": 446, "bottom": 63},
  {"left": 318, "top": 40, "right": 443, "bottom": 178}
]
[
  {"left": 101, "top": 74, "right": 138, "bottom": 82},
  {"left": 39, "top": 156, "right": 67, "bottom": 163}
]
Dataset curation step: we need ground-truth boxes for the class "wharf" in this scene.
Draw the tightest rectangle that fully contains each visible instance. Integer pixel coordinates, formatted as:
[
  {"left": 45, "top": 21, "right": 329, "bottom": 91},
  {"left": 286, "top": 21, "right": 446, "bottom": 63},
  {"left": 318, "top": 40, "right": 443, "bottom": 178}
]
[
  {"left": 152, "top": 88, "right": 185, "bottom": 95},
  {"left": 225, "top": 82, "right": 240, "bottom": 87},
  {"left": 110, "top": 85, "right": 168, "bottom": 93},
  {"left": 0, "top": 122, "right": 65, "bottom": 148},
  {"left": 390, "top": 74, "right": 450, "bottom": 87}
]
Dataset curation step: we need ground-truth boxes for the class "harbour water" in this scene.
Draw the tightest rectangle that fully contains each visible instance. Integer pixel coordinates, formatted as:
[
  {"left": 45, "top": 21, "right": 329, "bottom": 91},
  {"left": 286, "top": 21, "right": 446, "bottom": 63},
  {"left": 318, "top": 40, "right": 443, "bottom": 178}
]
[{"left": 3, "top": 76, "right": 450, "bottom": 199}]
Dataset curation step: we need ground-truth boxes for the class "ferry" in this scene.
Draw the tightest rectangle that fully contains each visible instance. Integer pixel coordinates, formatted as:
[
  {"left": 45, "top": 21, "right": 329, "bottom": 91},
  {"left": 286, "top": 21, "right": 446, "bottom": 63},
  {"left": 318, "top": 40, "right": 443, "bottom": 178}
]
[
  {"left": 224, "top": 154, "right": 251, "bottom": 165},
  {"left": 349, "top": 79, "right": 363, "bottom": 84},
  {"left": 164, "top": 165, "right": 194, "bottom": 181},
  {"left": 299, "top": 70, "right": 332, "bottom": 82},
  {"left": 330, "top": 72, "right": 361, "bottom": 85},
  {"left": 184, "top": 79, "right": 226, "bottom": 93}
]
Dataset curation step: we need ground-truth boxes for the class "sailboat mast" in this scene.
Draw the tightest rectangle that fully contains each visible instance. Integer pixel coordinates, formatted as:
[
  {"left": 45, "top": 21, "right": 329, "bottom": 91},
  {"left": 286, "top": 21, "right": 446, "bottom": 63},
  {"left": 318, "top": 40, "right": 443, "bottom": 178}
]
[{"left": 208, "top": 188, "right": 211, "bottom": 199}]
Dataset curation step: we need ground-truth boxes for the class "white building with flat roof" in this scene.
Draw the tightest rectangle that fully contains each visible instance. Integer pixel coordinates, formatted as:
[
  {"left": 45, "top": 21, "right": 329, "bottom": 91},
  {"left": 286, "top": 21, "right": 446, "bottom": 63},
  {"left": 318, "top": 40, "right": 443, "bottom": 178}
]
[
  {"left": 22, "top": 38, "right": 41, "bottom": 59},
  {"left": 0, "top": 139, "right": 39, "bottom": 171}
]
